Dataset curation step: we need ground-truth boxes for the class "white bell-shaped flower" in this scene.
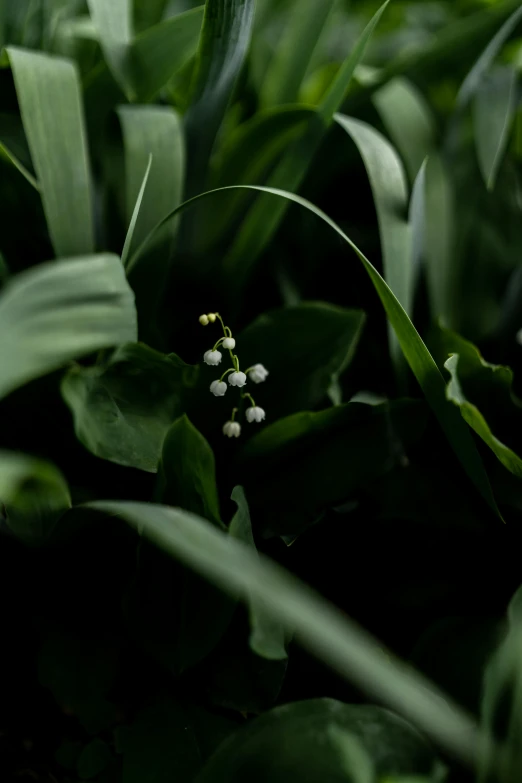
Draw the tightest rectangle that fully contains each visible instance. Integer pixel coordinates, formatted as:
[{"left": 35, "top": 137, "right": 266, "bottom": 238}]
[
  {"left": 204, "top": 349, "right": 222, "bottom": 366},
  {"left": 248, "top": 363, "right": 269, "bottom": 384},
  {"left": 210, "top": 380, "right": 227, "bottom": 396},
  {"left": 246, "top": 406, "right": 265, "bottom": 423},
  {"left": 223, "top": 421, "right": 241, "bottom": 438},
  {"left": 222, "top": 337, "right": 236, "bottom": 350},
  {"left": 228, "top": 371, "right": 247, "bottom": 387}
]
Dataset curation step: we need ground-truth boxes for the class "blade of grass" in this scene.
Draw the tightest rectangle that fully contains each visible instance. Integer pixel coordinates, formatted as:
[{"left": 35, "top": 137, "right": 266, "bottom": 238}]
[
  {"left": 121, "top": 153, "right": 152, "bottom": 270},
  {"left": 131, "top": 7, "right": 204, "bottom": 102},
  {"left": 86, "top": 0, "right": 134, "bottom": 99},
  {"left": 127, "top": 184, "right": 500, "bottom": 520},
  {"left": 373, "top": 77, "right": 436, "bottom": 183},
  {"left": 334, "top": 114, "right": 411, "bottom": 377},
  {"left": 91, "top": 499, "right": 480, "bottom": 766},
  {"left": 474, "top": 65, "right": 517, "bottom": 191},
  {"left": 221, "top": 0, "right": 390, "bottom": 291},
  {"left": 260, "top": 0, "right": 336, "bottom": 108},
  {"left": 0, "top": 138, "right": 39, "bottom": 190},
  {"left": 7, "top": 46, "right": 95, "bottom": 257},
  {"left": 184, "top": 0, "right": 256, "bottom": 198}
]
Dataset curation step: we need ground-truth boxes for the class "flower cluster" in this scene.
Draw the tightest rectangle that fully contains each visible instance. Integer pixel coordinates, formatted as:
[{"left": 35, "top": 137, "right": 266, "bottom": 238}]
[{"left": 199, "top": 313, "right": 268, "bottom": 438}]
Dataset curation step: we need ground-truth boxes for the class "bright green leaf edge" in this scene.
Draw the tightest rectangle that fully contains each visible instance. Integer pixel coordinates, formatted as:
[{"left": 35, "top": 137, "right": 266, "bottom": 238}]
[
  {"left": 445, "top": 353, "right": 522, "bottom": 480},
  {"left": 127, "top": 184, "right": 500, "bottom": 520}
]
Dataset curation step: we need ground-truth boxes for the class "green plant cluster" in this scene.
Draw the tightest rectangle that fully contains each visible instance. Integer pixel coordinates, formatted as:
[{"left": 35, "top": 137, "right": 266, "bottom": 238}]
[{"left": 2, "top": 0, "right": 522, "bottom": 781}]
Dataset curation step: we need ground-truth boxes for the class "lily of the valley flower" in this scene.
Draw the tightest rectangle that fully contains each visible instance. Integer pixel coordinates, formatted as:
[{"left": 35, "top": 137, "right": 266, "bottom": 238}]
[
  {"left": 222, "top": 337, "right": 236, "bottom": 350},
  {"left": 199, "top": 314, "right": 209, "bottom": 325},
  {"left": 229, "top": 371, "right": 247, "bottom": 387},
  {"left": 246, "top": 406, "right": 265, "bottom": 423},
  {"left": 248, "top": 363, "right": 269, "bottom": 384},
  {"left": 204, "top": 349, "right": 222, "bottom": 366},
  {"left": 210, "top": 380, "right": 227, "bottom": 396},
  {"left": 223, "top": 420, "right": 241, "bottom": 438}
]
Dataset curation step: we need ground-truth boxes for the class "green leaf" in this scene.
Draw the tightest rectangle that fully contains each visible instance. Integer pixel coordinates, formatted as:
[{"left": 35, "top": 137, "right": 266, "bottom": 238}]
[
  {"left": 424, "top": 154, "right": 455, "bottom": 329},
  {"left": 7, "top": 46, "right": 95, "bottom": 257},
  {"left": 221, "top": 0, "right": 390, "bottom": 290},
  {"left": 240, "top": 400, "right": 427, "bottom": 537},
  {"left": 184, "top": 0, "right": 256, "bottom": 197},
  {"left": 0, "top": 450, "right": 70, "bottom": 544},
  {"left": 203, "top": 105, "right": 313, "bottom": 249},
  {"left": 91, "top": 501, "right": 479, "bottom": 764},
  {"left": 373, "top": 77, "right": 436, "bottom": 183},
  {"left": 334, "top": 114, "right": 411, "bottom": 374},
  {"left": 118, "top": 105, "right": 184, "bottom": 258},
  {"left": 0, "top": 137, "right": 39, "bottom": 190},
  {"left": 121, "top": 153, "right": 152, "bottom": 270},
  {"left": 86, "top": 0, "right": 133, "bottom": 99},
  {"left": 134, "top": 0, "right": 169, "bottom": 34},
  {"left": 237, "top": 302, "right": 365, "bottom": 419},
  {"left": 119, "top": 700, "right": 205, "bottom": 783},
  {"left": 131, "top": 7, "right": 204, "bottom": 102},
  {"left": 0, "top": 254, "right": 137, "bottom": 401},
  {"left": 197, "top": 700, "right": 437, "bottom": 782},
  {"left": 474, "top": 65, "right": 517, "bottom": 191},
  {"left": 445, "top": 353, "right": 522, "bottom": 479},
  {"left": 229, "top": 486, "right": 287, "bottom": 660},
  {"left": 77, "top": 739, "right": 112, "bottom": 780},
  {"left": 61, "top": 344, "right": 195, "bottom": 473},
  {"left": 457, "top": 3, "right": 522, "bottom": 108},
  {"left": 130, "top": 183, "right": 499, "bottom": 518},
  {"left": 327, "top": 726, "right": 375, "bottom": 783},
  {"left": 260, "top": 0, "right": 335, "bottom": 107},
  {"left": 156, "top": 414, "right": 221, "bottom": 525}
]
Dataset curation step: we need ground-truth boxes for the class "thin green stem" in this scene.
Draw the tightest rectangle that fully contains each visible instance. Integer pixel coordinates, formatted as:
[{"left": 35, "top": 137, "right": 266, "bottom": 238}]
[
  {"left": 220, "top": 367, "right": 235, "bottom": 382},
  {"left": 242, "top": 392, "right": 256, "bottom": 407},
  {"left": 230, "top": 352, "right": 239, "bottom": 372},
  {"left": 212, "top": 336, "right": 225, "bottom": 351},
  {"left": 230, "top": 407, "right": 238, "bottom": 422}
]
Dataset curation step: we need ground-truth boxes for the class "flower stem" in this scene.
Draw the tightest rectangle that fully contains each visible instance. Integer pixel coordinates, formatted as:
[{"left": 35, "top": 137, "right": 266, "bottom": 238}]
[
  {"left": 241, "top": 392, "right": 256, "bottom": 407},
  {"left": 230, "top": 407, "right": 238, "bottom": 422},
  {"left": 220, "top": 367, "right": 235, "bottom": 382},
  {"left": 212, "top": 336, "right": 225, "bottom": 352}
]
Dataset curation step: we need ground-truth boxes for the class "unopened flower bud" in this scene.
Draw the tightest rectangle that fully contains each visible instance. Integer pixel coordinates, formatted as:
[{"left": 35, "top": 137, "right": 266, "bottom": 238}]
[
  {"left": 222, "top": 337, "right": 236, "bottom": 350},
  {"left": 199, "top": 314, "right": 209, "bottom": 326},
  {"left": 207, "top": 313, "right": 217, "bottom": 323},
  {"left": 210, "top": 380, "right": 227, "bottom": 396}
]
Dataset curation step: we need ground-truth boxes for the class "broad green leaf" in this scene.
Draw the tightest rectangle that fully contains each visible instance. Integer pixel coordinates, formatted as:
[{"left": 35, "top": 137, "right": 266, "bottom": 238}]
[
  {"left": 134, "top": 0, "right": 169, "bottom": 33},
  {"left": 457, "top": 3, "right": 522, "bottom": 108},
  {"left": 61, "top": 344, "right": 195, "bottom": 473},
  {"left": 328, "top": 727, "right": 375, "bottom": 783},
  {"left": 424, "top": 154, "right": 455, "bottom": 328},
  {"left": 197, "top": 700, "right": 437, "bottom": 782},
  {"left": 129, "top": 183, "right": 499, "bottom": 519},
  {"left": 260, "top": 0, "right": 335, "bottom": 108},
  {"left": 221, "top": 1, "right": 390, "bottom": 290},
  {"left": 240, "top": 400, "right": 427, "bottom": 537},
  {"left": 90, "top": 500, "right": 479, "bottom": 764},
  {"left": 0, "top": 255, "right": 137, "bottom": 400},
  {"left": 7, "top": 46, "right": 95, "bottom": 257},
  {"left": 334, "top": 114, "right": 411, "bottom": 374},
  {"left": 373, "top": 77, "right": 436, "bottom": 183},
  {"left": 131, "top": 7, "right": 204, "bottom": 102},
  {"left": 474, "top": 65, "right": 517, "bottom": 191},
  {"left": 86, "top": 0, "right": 133, "bottom": 99},
  {"left": 184, "top": 0, "right": 256, "bottom": 198},
  {"left": 229, "top": 486, "right": 288, "bottom": 660},
  {"left": 156, "top": 415, "right": 221, "bottom": 525},
  {"left": 118, "top": 105, "right": 184, "bottom": 257},
  {"left": 237, "top": 302, "right": 365, "bottom": 419},
  {"left": 445, "top": 353, "right": 522, "bottom": 479},
  {"left": 77, "top": 739, "right": 112, "bottom": 780},
  {"left": 0, "top": 450, "right": 70, "bottom": 544},
  {"left": 121, "top": 153, "right": 152, "bottom": 269}
]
